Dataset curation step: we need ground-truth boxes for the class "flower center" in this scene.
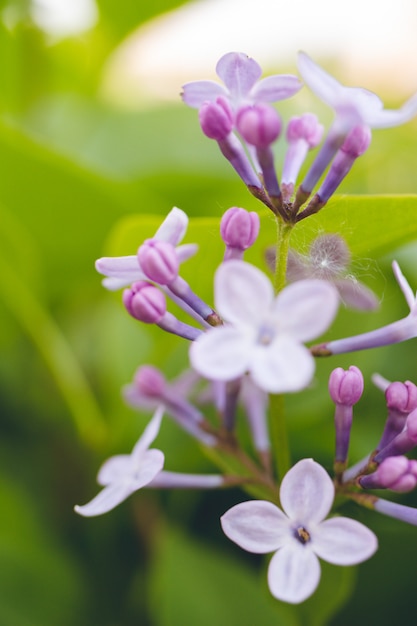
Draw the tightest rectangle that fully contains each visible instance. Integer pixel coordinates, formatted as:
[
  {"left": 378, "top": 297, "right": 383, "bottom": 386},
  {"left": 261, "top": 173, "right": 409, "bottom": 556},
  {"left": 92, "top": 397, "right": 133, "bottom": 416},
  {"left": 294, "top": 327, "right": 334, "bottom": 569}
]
[
  {"left": 256, "top": 323, "right": 276, "bottom": 346},
  {"left": 294, "top": 525, "right": 311, "bottom": 545}
]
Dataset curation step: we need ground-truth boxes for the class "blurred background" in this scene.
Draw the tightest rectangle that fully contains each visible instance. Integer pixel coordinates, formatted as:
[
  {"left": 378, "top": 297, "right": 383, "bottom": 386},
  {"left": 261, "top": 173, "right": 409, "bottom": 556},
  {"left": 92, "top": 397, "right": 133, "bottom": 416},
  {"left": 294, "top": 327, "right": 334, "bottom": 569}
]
[{"left": 1, "top": 0, "right": 417, "bottom": 624}]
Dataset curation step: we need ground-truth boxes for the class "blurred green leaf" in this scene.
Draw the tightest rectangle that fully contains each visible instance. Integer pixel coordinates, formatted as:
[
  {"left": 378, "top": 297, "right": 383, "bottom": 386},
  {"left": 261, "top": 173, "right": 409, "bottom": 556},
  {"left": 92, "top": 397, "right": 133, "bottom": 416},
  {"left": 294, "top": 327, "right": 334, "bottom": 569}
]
[
  {"left": 0, "top": 474, "right": 86, "bottom": 626},
  {"left": 150, "top": 527, "right": 299, "bottom": 626}
]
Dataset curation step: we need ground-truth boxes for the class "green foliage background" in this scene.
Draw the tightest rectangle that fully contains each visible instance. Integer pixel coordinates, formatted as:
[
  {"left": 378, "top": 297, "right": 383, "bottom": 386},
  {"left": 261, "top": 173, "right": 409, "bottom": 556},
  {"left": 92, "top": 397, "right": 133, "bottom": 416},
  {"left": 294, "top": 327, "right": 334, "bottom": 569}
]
[{"left": 1, "top": 1, "right": 417, "bottom": 624}]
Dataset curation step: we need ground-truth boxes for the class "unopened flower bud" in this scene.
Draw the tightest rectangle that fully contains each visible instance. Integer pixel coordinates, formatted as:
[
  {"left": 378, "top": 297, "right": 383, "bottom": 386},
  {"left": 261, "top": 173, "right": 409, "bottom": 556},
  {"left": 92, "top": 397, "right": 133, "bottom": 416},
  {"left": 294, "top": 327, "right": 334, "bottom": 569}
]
[
  {"left": 374, "top": 408, "right": 417, "bottom": 463},
  {"left": 123, "top": 281, "right": 166, "bottom": 323},
  {"left": 138, "top": 239, "right": 179, "bottom": 285},
  {"left": 386, "top": 381, "right": 417, "bottom": 413},
  {"left": 360, "top": 456, "right": 417, "bottom": 492},
  {"left": 220, "top": 207, "right": 260, "bottom": 251},
  {"left": 135, "top": 365, "right": 166, "bottom": 397},
  {"left": 286, "top": 113, "right": 323, "bottom": 148},
  {"left": 199, "top": 97, "right": 234, "bottom": 140},
  {"left": 329, "top": 366, "right": 364, "bottom": 405},
  {"left": 340, "top": 124, "right": 371, "bottom": 157},
  {"left": 236, "top": 104, "right": 281, "bottom": 148}
]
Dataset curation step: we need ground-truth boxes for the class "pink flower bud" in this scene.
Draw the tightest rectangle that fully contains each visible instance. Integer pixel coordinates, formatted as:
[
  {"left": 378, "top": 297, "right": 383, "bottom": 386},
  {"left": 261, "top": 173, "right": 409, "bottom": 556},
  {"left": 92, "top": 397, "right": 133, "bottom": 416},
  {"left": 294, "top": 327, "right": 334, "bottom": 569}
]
[
  {"left": 406, "top": 408, "right": 417, "bottom": 442},
  {"left": 123, "top": 281, "right": 166, "bottom": 323},
  {"left": 286, "top": 113, "right": 323, "bottom": 148},
  {"left": 199, "top": 97, "right": 234, "bottom": 140},
  {"left": 385, "top": 381, "right": 417, "bottom": 413},
  {"left": 329, "top": 366, "right": 364, "bottom": 405},
  {"left": 340, "top": 124, "right": 371, "bottom": 157},
  {"left": 236, "top": 103, "right": 281, "bottom": 148},
  {"left": 134, "top": 366, "right": 166, "bottom": 397},
  {"left": 220, "top": 207, "right": 260, "bottom": 250},
  {"left": 138, "top": 239, "right": 179, "bottom": 285}
]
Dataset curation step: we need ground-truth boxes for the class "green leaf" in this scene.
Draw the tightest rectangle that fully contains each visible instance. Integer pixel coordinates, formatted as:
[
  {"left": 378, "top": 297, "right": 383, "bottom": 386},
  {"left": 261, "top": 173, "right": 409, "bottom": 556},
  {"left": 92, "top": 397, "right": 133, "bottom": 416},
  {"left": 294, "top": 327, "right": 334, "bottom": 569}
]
[
  {"left": 149, "top": 527, "right": 299, "bottom": 626},
  {"left": 0, "top": 474, "right": 87, "bottom": 626}
]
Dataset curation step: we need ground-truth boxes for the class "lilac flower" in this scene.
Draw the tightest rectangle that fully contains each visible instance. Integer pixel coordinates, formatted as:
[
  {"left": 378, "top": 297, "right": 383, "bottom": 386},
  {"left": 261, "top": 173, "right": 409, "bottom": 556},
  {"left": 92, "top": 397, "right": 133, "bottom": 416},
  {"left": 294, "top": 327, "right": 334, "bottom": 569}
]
[
  {"left": 359, "top": 456, "right": 417, "bottom": 492},
  {"left": 95, "top": 207, "right": 197, "bottom": 291},
  {"left": 182, "top": 52, "right": 302, "bottom": 113},
  {"left": 221, "top": 459, "right": 377, "bottom": 604},
  {"left": 311, "top": 261, "right": 417, "bottom": 356},
  {"left": 75, "top": 407, "right": 223, "bottom": 517},
  {"left": 298, "top": 52, "right": 417, "bottom": 131},
  {"left": 75, "top": 407, "right": 165, "bottom": 517},
  {"left": 189, "top": 260, "right": 339, "bottom": 393},
  {"left": 294, "top": 52, "right": 417, "bottom": 206}
]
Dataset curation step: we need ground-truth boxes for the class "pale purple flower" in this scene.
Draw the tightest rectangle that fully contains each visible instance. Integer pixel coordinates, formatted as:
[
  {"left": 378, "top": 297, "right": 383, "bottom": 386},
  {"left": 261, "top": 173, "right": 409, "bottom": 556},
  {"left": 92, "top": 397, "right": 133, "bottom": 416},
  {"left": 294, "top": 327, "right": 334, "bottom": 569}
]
[
  {"left": 294, "top": 52, "right": 417, "bottom": 206},
  {"left": 298, "top": 52, "right": 417, "bottom": 131},
  {"left": 311, "top": 261, "right": 417, "bottom": 355},
  {"left": 75, "top": 407, "right": 165, "bottom": 517},
  {"left": 182, "top": 52, "right": 302, "bottom": 113},
  {"left": 221, "top": 459, "right": 377, "bottom": 604},
  {"left": 189, "top": 260, "right": 339, "bottom": 393},
  {"left": 96, "top": 207, "right": 197, "bottom": 291},
  {"left": 74, "top": 406, "right": 223, "bottom": 517}
]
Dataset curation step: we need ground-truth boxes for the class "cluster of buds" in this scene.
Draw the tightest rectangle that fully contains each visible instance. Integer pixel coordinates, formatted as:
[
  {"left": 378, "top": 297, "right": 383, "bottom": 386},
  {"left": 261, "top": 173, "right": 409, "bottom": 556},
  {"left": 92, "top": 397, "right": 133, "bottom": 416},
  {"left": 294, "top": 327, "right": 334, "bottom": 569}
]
[{"left": 182, "top": 51, "right": 417, "bottom": 223}]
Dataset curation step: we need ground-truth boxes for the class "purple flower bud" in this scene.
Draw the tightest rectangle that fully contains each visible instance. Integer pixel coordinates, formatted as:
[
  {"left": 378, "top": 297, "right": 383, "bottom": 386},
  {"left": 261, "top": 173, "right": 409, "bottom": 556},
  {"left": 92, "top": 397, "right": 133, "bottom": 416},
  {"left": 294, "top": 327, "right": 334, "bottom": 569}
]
[
  {"left": 236, "top": 104, "right": 281, "bottom": 148},
  {"left": 329, "top": 366, "right": 364, "bottom": 405},
  {"left": 286, "top": 113, "right": 323, "bottom": 148},
  {"left": 340, "top": 124, "right": 371, "bottom": 157},
  {"left": 374, "top": 408, "right": 417, "bottom": 463},
  {"left": 123, "top": 281, "right": 166, "bottom": 323},
  {"left": 386, "top": 381, "right": 417, "bottom": 413},
  {"left": 220, "top": 207, "right": 260, "bottom": 251},
  {"left": 199, "top": 96, "right": 234, "bottom": 140},
  {"left": 359, "top": 456, "right": 417, "bottom": 492},
  {"left": 138, "top": 239, "right": 179, "bottom": 285},
  {"left": 135, "top": 365, "right": 166, "bottom": 397}
]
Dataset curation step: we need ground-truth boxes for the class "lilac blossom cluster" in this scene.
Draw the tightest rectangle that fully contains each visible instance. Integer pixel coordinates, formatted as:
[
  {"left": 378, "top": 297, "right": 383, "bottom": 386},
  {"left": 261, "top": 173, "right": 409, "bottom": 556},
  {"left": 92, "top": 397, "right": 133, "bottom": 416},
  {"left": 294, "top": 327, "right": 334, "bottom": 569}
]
[{"left": 76, "top": 51, "right": 417, "bottom": 605}]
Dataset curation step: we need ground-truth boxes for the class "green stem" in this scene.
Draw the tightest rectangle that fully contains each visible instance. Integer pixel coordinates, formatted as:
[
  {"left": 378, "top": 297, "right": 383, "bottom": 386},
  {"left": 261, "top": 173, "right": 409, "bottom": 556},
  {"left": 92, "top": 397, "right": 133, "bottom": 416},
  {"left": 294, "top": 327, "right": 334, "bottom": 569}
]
[
  {"left": 270, "top": 218, "right": 294, "bottom": 482},
  {"left": 274, "top": 218, "right": 293, "bottom": 293},
  {"left": 269, "top": 393, "right": 291, "bottom": 483},
  {"left": 0, "top": 260, "right": 107, "bottom": 449}
]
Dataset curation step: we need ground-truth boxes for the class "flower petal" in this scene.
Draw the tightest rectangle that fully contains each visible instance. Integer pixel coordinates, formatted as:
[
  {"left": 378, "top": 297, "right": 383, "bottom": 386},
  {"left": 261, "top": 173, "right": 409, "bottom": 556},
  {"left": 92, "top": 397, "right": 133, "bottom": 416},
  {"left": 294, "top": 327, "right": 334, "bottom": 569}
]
[
  {"left": 154, "top": 207, "right": 188, "bottom": 245},
  {"left": 181, "top": 80, "right": 228, "bottom": 108},
  {"left": 335, "top": 278, "right": 379, "bottom": 311},
  {"left": 221, "top": 500, "right": 290, "bottom": 553},
  {"left": 176, "top": 243, "right": 198, "bottom": 262},
  {"left": 274, "top": 279, "right": 339, "bottom": 341},
  {"left": 216, "top": 52, "right": 262, "bottom": 100},
  {"left": 392, "top": 260, "right": 416, "bottom": 311},
  {"left": 97, "top": 454, "right": 132, "bottom": 486},
  {"left": 215, "top": 260, "right": 274, "bottom": 328},
  {"left": 280, "top": 459, "right": 335, "bottom": 523},
  {"left": 297, "top": 51, "right": 343, "bottom": 109},
  {"left": 313, "top": 517, "right": 378, "bottom": 565},
  {"left": 96, "top": 255, "right": 145, "bottom": 289},
  {"left": 250, "top": 337, "right": 315, "bottom": 393},
  {"left": 189, "top": 325, "right": 253, "bottom": 381},
  {"left": 132, "top": 406, "right": 164, "bottom": 456},
  {"left": 250, "top": 75, "right": 302, "bottom": 102},
  {"left": 367, "top": 93, "right": 417, "bottom": 128},
  {"left": 74, "top": 482, "right": 137, "bottom": 517},
  {"left": 268, "top": 544, "right": 321, "bottom": 604}
]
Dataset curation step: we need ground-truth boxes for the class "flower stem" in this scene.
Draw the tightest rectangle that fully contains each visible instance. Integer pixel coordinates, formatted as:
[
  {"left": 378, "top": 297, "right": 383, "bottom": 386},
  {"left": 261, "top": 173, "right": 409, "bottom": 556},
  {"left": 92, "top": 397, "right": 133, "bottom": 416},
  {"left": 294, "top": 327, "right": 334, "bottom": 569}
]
[
  {"left": 269, "top": 393, "right": 291, "bottom": 483},
  {"left": 274, "top": 218, "right": 293, "bottom": 294}
]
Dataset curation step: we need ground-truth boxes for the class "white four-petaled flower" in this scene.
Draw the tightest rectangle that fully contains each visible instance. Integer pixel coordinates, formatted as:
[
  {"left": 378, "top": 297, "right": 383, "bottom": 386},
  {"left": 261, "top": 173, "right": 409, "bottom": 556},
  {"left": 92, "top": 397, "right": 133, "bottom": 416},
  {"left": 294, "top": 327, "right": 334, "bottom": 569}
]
[
  {"left": 75, "top": 407, "right": 165, "bottom": 517},
  {"left": 189, "top": 260, "right": 339, "bottom": 393},
  {"left": 221, "top": 459, "right": 378, "bottom": 604}
]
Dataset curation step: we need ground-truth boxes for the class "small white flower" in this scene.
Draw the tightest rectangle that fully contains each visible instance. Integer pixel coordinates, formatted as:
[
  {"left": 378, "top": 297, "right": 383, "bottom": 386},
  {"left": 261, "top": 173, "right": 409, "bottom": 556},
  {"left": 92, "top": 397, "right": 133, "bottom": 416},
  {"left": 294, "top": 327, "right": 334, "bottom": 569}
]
[
  {"left": 74, "top": 407, "right": 165, "bottom": 517},
  {"left": 189, "top": 260, "right": 339, "bottom": 393},
  {"left": 221, "top": 459, "right": 378, "bottom": 604}
]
